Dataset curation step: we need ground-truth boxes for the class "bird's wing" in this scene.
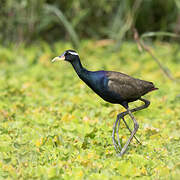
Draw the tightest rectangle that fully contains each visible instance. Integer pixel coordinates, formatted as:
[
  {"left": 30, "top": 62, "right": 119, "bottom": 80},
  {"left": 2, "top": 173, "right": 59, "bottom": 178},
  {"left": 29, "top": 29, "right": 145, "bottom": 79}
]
[{"left": 106, "top": 71, "right": 154, "bottom": 100}]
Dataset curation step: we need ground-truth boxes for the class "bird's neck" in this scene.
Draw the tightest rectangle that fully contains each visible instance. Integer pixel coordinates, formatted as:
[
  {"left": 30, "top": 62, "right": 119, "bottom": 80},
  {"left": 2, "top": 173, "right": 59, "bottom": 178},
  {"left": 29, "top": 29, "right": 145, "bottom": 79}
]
[{"left": 71, "top": 58, "right": 89, "bottom": 80}]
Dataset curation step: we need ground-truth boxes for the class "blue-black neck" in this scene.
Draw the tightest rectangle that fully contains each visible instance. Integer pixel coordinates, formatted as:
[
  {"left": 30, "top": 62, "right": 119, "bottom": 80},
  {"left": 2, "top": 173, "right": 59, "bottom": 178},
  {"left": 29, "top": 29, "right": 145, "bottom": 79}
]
[{"left": 70, "top": 57, "right": 90, "bottom": 80}]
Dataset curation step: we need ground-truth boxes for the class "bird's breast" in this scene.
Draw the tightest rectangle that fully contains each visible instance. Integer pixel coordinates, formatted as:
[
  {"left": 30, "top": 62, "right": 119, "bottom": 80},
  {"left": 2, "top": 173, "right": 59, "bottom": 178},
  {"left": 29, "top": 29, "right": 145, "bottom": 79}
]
[
  {"left": 79, "top": 71, "right": 124, "bottom": 104},
  {"left": 84, "top": 74, "right": 121, "bottom": 103}
]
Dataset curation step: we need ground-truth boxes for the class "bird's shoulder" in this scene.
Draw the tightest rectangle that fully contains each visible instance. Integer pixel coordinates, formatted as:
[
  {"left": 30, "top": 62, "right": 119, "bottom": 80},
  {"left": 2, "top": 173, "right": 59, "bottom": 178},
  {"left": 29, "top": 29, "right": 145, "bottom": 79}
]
[{"left": 85, "top": 70, "right": 108, "bottom": 89}]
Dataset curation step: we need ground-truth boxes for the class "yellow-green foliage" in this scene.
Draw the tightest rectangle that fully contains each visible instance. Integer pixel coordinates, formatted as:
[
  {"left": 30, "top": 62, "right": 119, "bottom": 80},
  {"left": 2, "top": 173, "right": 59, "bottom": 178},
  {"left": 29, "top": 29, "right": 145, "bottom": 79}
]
[{"left": 0, "top": 41, "right": 179, "bottom": 179}]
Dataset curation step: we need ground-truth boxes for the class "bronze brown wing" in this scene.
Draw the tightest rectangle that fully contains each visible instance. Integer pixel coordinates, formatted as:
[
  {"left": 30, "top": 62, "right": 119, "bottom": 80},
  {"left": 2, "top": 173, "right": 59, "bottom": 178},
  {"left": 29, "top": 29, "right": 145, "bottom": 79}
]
[{"left": 106, "top": 71, "right": 156, "bottom": 101}]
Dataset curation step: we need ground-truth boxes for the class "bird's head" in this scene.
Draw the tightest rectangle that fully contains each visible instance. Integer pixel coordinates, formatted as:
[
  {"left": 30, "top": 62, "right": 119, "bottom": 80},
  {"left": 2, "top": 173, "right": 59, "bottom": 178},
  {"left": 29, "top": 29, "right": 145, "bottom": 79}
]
[{"left": 52, "top": 50, "right": 79, "bottom": 63}]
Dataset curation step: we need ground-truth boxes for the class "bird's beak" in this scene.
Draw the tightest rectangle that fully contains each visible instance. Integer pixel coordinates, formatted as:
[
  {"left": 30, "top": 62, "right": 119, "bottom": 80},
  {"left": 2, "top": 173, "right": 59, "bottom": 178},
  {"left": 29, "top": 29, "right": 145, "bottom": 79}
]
[{"left": 52, "top": 55, "right": 65, "bottom": 63}]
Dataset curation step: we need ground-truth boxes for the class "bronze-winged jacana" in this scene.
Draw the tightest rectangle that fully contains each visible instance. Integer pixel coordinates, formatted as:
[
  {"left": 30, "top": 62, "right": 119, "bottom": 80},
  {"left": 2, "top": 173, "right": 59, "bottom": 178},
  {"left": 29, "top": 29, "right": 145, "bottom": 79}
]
[{"left": 52, "top": 50, "right": 158, "bottom": 156}]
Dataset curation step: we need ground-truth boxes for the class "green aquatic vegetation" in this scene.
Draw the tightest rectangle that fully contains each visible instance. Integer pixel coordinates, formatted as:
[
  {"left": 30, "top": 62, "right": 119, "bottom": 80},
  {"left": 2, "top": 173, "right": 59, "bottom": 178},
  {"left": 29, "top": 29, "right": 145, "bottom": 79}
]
[{"left": 0, "top": 41, "right": 179, "bottom": 179}]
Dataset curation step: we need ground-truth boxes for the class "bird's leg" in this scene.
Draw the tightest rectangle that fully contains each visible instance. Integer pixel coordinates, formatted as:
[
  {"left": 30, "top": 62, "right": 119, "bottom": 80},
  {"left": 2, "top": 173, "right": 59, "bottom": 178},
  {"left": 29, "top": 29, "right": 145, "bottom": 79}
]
[
  {"left": 115, "top": 111, "right": 140, "bottom": 147},
  {"left": 119, "top": 109, "right": 139, "bottom": 156},
  {"left": 113, "top": 101, "right": 146, "bottom": 153},
  {"left": 131, "top": 98, "right": 150, "bottom": 113},
  {"left": 116, "top": 98, "right": 150, "bottom": 156},
  {"left": 120, "top": 97, "right": 150, "bottom": 139},
  {"left": 112, "top": 114, "right": 122, "bottom": 153},
  {"left": 112, "top": 109, "right": 139, "bottom": 153},
  {"left": 121, "top": 116, "right": 141, "bottom": 144},
  {"left": 116, "top": 117, "right": 121, "bottom": 148}
]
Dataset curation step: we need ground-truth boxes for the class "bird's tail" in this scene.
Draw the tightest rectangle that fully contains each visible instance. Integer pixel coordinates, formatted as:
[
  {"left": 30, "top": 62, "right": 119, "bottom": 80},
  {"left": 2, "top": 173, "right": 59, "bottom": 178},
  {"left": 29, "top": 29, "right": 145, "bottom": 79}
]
[{"left": 149, "top": 87, "right": 158, "bottom": 92}]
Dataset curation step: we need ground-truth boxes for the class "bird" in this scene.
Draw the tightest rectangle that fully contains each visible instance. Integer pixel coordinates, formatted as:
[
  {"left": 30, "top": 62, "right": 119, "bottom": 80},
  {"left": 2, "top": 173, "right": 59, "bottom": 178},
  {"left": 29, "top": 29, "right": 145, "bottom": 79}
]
[{"left": 52, "top": 50, "right": 158, "bottom": 156}]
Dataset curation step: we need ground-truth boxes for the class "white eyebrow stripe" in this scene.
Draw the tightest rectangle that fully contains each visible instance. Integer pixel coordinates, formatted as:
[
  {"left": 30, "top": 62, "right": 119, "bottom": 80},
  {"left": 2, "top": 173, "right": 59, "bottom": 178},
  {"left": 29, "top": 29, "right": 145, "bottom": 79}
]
[{"left": 69, "top": 51, "right": 78, "bottom": 55}]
